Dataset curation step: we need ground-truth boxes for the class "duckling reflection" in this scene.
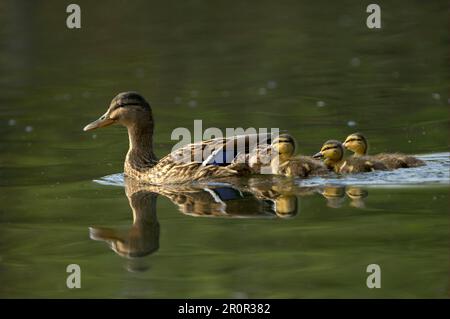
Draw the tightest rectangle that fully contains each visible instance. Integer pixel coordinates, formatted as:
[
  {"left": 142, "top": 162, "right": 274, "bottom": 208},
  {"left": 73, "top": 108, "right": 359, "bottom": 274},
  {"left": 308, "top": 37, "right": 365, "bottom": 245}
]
[
  {"left": 345, "top": 186, "right": 369, "bottom": 209},
  {"left": 319, "top": 185, "right": 346, "bottom": 208},
  {"left": 90, "top": 178, "right": 299, "bottom": 263},
  {"left": 317, "top": 185, "right": 369, "bottom": 208}
]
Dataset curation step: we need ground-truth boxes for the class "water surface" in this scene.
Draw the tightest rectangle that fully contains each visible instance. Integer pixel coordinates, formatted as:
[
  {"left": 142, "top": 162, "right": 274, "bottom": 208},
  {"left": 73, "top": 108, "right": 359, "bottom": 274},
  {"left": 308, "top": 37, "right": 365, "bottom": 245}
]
[{"left": 0, "top": 0, "right": 448, "bottom": 298}]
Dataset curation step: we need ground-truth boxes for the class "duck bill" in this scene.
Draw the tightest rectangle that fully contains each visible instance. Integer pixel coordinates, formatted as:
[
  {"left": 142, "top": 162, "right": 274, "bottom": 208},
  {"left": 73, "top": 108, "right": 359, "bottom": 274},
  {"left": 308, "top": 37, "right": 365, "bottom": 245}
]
[
  {"left": 312, "top": 152, "right": 324, "bottom": 159},
  {"left": 83, "top": 113, "right": 115, "bottom": 131}
]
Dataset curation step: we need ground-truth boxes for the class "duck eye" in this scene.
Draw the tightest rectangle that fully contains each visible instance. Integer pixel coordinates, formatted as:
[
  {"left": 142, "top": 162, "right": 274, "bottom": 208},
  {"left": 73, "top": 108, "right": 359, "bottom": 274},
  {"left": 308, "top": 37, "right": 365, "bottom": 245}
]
[{"left": 115, "top": 102, "right": 135, "bottom": 109}]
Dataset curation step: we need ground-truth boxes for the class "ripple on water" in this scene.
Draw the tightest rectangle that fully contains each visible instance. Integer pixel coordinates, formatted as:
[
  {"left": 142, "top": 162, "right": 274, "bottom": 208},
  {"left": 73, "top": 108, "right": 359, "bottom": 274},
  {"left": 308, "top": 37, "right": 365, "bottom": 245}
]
[
  {"left": 299, "top": 152, "right": 450, "bottom": 188},
  {"left": 94, "top": 153, "right": 450, "bottom": 188}
]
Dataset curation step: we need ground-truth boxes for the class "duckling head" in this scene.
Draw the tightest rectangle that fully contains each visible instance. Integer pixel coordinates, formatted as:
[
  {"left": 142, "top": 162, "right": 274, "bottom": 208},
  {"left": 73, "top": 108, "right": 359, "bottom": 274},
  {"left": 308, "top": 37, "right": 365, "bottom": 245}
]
[
  {"left": 313, "top": 140, "right": 344, "bottom": 168},
  {"left": 343, "top": 132, "right": 368, "bottom": 156},
  {"left": 83, "top": 92, "right": 153, "bottom": 132},
  {"left": 272, "top": 134, "right": 296, "bottom": 162}
]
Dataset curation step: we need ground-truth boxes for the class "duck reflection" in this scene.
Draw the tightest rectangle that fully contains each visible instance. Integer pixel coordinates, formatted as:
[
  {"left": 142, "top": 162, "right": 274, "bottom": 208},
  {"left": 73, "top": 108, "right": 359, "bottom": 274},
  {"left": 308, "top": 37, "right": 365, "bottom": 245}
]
[
  {"left": 89, "top": 177, "right": 369, "bottom": 265},
  {"left": 89, "top": 188, "right": 159, "bottom": 259},
  {"left": 89, "top": 177, "right": 299, "bottom": 262}
]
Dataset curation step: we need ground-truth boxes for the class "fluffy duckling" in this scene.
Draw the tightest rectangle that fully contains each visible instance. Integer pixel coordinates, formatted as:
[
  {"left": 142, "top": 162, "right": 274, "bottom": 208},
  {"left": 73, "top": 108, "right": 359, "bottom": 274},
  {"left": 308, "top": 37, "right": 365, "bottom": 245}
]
[
  {"left": 313, "top": 140, "right": 388, "bottom": 173},
  {"left": 343, "top": 133, "right": 425, "bottom": 169},
  {"left": 271, "top": 134, "right": 329, "bottom": 177}
]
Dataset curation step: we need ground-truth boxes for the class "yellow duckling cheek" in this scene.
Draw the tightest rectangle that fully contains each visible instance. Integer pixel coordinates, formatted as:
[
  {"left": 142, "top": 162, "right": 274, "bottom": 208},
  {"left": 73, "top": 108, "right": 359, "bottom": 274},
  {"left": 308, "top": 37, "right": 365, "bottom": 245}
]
[
  {"left": 345, "top": 140, "right": 366, "bottom": 155},
  {"left": 346, "top": 141, "right": 358, "bottom": 151},
  {"left": 330, "top": 150, "right": 340, "bottom": 161},
  {"left": 344, "top": 141, "right": 353, "bottom": 150},
  {"left": 322, "top": 149, "right": 332, "bottom": 159},
  {"left": 277, "top": 143, "right": 294, "bottom": 156}
]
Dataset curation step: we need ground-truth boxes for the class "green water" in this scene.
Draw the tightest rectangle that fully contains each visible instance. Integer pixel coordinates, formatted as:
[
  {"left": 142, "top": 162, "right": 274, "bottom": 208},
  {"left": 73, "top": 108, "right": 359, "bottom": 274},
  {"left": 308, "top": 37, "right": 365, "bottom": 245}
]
[{"left": 0, "top": 0, "right": 448, "bottom": 298}]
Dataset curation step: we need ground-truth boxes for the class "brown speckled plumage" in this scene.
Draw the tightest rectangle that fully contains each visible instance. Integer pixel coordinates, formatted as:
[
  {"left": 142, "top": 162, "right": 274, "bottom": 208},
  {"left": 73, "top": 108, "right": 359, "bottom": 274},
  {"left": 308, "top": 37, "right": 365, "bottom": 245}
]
[
  {"left": 276, "top": 155, "right": 329, "bottom": 177},
  {"left": 84, "top": 92, "right": 274, "bottom": 184}
]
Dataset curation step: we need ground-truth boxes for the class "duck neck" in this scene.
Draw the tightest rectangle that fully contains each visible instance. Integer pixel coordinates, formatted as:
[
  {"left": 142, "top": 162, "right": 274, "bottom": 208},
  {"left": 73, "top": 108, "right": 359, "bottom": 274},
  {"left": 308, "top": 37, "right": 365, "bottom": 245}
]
[
  {"left": 354, "top": 148, "right": 367, "bottom": 157},
  {"left": 355, "top": 144, "right": 368, "bottom": 157},
  {"left": 125, "top": 122, "right": 158, "bottom": 173},
  {"left": 324, "top": 158, "right": 340, "bottom": 171},
  {"left": 270, "top": 153, "right": 290, "bottom": 173}
]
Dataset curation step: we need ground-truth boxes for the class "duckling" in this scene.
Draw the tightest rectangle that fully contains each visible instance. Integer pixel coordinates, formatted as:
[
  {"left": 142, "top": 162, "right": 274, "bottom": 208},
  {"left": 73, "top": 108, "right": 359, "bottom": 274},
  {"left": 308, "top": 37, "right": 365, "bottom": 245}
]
[
  {"left": 83, "top": 92, "right": 274, "bottom": 184},
  {"left": 313, "top": 140, "right": 388, "bottom": 173},
  {"left": 343, "top": 133, "right": 425, "bottom": 169},
  {"left": 271, "top": 134, "right": 329, "bottom": 178}
]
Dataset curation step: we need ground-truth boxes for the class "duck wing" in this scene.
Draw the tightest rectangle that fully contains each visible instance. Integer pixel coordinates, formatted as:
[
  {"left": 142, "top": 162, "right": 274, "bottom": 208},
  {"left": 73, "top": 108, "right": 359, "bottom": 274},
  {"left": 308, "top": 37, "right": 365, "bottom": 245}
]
[
  {"left": 147, "top": 132, "right": 276, "bottom": 184},
  {"left": 201, "top": 132, "right": 274, "bottom": 166}
]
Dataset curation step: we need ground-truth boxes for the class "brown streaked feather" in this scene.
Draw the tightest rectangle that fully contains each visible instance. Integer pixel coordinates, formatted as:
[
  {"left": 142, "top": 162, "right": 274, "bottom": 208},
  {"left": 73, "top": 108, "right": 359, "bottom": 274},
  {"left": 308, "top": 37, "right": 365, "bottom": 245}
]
[
  {"left": 276, "top": 155, "right": 329, "bottom": 178},
  {"left": 125, "top": 133, "right": 274, "bottom": 184},
  {"left": 335, "top": 156, "right": 388, "bottom": 173},
  {"left": 373, "top": 153, "right": 425, "bottom": 169}
]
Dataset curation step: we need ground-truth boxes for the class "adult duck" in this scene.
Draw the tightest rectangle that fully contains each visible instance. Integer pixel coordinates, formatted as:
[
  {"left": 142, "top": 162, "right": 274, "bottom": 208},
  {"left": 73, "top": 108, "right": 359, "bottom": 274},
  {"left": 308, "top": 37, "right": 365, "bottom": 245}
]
[{"left": 83, "top": 92, "right": 274, "bottom": 184}]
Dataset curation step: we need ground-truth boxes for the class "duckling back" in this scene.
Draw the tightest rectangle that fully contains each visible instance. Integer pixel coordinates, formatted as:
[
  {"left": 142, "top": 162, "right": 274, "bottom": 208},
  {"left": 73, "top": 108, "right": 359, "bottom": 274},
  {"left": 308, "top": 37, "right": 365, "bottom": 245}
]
[
  {"left": 373, "top": 153, "right": 425, "bottom": 169},
  {"left": 343, "top": 133, "right": 425, "bottom": 170},
  {"left": 336, "top": 156, "right": 388, "bottom": 173},
  {"left": 277, "top": 156, "right": 329, "bottom": 178}
]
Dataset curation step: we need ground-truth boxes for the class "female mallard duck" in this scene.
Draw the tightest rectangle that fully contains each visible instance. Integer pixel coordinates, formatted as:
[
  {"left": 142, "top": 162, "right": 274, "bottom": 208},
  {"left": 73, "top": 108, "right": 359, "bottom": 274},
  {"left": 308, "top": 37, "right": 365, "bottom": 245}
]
[
  {"left": 83, "top": 92, "right": 273, "bottom": 184},
  {"left": 271, "top": 134, "right": 329, "bottom": 177},
  {"left": 343, "top": 133, "right": 425, "bottom": 169},
  {"left": 313, "top": 140, "right": 388, "bottom": 173}
]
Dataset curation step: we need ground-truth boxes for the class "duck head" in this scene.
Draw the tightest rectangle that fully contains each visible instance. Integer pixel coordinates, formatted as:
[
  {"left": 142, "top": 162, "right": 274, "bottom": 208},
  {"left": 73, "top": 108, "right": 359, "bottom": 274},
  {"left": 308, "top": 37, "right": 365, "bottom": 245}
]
[
  {"left": 83, "top": 92, "right": 157, "bottom": 171},
  {"left": 313, "top": 140, "right": 344, "bottom": 168},
  {"left": 83, "top": 92, "right": 153, "bottom": 132},
  {"left": 343, "top": 132, "right": 368, "bottom": 156}
]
